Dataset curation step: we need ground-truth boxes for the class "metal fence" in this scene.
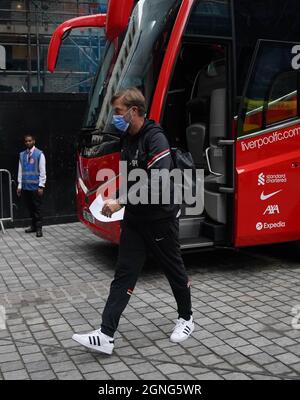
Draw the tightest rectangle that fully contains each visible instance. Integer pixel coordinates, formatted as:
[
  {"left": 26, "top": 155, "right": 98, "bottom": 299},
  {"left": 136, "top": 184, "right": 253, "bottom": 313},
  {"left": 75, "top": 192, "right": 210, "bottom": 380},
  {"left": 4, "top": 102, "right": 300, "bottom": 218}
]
[{"left": 0, "top": 169, "right": 14, "bottom": 233}]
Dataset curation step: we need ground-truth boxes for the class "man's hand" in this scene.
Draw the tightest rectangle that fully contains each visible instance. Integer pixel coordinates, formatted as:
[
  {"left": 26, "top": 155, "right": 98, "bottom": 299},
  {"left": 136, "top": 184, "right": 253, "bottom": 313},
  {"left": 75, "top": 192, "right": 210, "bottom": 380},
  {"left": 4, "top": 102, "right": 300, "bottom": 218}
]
[
  {"left": 101, "top": 199, "right": 122, "bottom": 218},
  {"left": 16, "top": 188, "right": 21, "bottom": 197},
  {"left": 37, "top": 188, "right": 44, "bottom": 196}
]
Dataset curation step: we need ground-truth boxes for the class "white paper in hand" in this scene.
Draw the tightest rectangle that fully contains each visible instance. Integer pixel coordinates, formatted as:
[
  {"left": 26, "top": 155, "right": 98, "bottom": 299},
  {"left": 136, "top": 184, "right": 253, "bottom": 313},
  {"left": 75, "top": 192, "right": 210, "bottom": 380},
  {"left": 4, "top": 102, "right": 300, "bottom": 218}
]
[{"left": 89, "top": 194, "right": 124, "bottom": 222}]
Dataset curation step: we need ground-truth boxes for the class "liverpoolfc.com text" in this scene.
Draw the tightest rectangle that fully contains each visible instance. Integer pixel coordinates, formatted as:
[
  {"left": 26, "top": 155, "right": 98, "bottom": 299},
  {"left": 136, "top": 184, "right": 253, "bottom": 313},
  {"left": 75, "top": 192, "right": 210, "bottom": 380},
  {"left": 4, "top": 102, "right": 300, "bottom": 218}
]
[{"left": 241, "top": 126, "right": 300, "bottom": 151}]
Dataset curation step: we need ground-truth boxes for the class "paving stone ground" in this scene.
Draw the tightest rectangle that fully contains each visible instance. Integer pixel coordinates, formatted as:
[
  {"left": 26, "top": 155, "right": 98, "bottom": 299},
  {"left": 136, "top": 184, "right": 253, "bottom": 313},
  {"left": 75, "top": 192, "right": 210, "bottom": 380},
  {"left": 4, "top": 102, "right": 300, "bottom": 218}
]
[{"left": 0, "top": 223, "right": 300, "bottom": 380}]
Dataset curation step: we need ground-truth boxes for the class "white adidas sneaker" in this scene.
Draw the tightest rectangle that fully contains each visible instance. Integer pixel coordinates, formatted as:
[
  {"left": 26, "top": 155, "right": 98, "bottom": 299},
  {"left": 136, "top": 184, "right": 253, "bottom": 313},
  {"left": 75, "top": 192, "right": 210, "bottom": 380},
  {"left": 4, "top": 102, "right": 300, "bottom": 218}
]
[
  {"left": 72, "top": 329, "right": 114, "bottom": 355},
  {"left": 170, "top": 316, "right": 194, "bottom": 343}
]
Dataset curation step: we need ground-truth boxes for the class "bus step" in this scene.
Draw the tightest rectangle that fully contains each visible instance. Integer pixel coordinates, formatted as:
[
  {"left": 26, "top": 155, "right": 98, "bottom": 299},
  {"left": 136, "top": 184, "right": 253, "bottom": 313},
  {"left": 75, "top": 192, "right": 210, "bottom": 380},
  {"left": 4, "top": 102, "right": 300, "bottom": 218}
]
[
  {"left": 201, "top": 220, "right": 227, "bottom": 242},
  {"left": 180, "top": 237, "right": 213, "bottom": 250}
]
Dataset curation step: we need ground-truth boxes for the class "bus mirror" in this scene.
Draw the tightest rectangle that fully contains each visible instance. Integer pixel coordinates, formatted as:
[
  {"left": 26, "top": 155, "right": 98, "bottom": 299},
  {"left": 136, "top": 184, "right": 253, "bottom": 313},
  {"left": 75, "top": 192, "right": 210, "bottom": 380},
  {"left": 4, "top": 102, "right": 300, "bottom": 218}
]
[
  {"left": 47, "top": 0, "right": 135, "bottom": 72},
  {"left": 47, "top": 14, "right": 106, "bottom": 73},
  {"left": 106, "top": 0, "right": 135, "bottom": 41}
]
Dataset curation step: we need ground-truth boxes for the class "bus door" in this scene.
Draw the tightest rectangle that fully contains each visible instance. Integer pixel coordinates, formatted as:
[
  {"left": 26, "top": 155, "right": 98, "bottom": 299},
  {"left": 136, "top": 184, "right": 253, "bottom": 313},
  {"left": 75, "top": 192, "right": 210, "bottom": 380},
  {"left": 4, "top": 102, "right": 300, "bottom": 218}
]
[
  {"left": 235, "top": 40, "right": 300, "bottom": 247},
  {"left": 159, "top": 41, "right": 233, "bottom": 245},
  {"left": 150, "top": 0, "right": 234, "bottom": 247}
]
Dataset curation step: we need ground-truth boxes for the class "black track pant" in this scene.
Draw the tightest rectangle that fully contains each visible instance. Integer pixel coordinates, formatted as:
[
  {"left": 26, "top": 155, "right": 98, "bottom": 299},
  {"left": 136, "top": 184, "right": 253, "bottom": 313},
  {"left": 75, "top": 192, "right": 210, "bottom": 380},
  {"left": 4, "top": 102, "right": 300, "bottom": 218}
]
[
  {"left": 22, "top": 189, "right": 43, "bottom": 230},
  {"left": 101, "top": 216, "right": 192, "bottom": 337}
]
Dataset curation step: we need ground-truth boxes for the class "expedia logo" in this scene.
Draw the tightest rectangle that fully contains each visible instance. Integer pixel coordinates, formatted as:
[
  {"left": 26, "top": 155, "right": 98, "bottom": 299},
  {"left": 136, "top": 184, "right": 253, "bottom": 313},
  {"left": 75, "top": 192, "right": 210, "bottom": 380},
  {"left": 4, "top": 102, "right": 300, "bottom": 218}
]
[
  {"left": 256, "top": 221, "right": 286, "bottom": 231},
  {"left": 256, "top": 222, "right": 263, "bottom": 231}
]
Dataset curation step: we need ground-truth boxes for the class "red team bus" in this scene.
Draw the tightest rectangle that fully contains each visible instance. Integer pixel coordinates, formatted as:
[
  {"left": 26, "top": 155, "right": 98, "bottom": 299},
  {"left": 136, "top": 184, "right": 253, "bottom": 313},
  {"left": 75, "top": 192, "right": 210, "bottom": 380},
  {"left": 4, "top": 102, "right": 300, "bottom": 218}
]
[{"left": 48, "top": 0, "right": 300, "bottom": 251}]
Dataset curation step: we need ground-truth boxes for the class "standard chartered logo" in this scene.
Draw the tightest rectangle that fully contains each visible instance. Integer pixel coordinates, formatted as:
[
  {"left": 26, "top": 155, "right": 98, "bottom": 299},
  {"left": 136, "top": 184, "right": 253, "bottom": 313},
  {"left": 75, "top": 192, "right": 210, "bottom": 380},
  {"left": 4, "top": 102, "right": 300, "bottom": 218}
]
[
  {"left": 258, "top": 173, "right": 265, "bottom": 186},
  {"left": 257, "top": 172, "right": 287, "bottom": 186}
]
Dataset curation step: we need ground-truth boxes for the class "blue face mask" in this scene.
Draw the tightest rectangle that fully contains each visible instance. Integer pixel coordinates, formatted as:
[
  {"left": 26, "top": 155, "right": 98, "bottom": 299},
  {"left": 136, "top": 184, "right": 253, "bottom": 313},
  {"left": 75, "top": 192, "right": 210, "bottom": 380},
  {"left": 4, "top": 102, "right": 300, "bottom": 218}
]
[
  {"left": 112, "top": 114, "right": 129, "bottom": 132},
  {"left": 112, "top": 107, "right": 133, "bottom": 133}
]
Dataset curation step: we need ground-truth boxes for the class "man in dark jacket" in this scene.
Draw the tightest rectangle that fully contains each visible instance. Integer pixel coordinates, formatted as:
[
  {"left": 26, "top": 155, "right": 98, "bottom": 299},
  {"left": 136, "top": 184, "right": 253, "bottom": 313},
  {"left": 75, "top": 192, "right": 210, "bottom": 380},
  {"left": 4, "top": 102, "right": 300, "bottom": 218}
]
[
  {"left": 17, "top": 134, "right": 46, "bottom": 238},
  {"left": 72, "top": 88, "right": 194, "bottom": 355}
]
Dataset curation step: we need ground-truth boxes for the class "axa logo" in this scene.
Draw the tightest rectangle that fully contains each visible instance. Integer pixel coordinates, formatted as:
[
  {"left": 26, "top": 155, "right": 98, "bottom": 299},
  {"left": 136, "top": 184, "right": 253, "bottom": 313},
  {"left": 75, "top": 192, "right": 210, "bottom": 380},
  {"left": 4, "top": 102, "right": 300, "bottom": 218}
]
[
  {"left": 263, "top": 205, "right": 280, "bottom": 215},
  {"left": 260, "top": 189, "right": 282, "bottom": 201},
  {"left": 258, "top": 173, "right": 265, "bottom": 186}
]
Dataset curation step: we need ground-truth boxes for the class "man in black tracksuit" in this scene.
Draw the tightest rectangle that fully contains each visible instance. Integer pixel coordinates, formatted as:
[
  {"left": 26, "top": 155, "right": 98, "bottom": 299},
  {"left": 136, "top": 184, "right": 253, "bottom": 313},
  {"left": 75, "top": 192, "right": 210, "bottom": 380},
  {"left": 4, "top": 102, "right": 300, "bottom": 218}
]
[{"left": 72, "top": 88, "right": 194, "bottom": 355}]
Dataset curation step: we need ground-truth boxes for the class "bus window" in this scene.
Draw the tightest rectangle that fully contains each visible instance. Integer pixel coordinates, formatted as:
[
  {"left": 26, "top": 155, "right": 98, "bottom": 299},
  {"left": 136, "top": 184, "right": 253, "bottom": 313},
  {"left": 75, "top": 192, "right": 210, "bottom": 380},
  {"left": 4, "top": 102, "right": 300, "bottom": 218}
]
[
  {"left": 266, "top": 71, "right": 298, "bottom": 127},
  {"left": 185, "top": 0, "right": 232, "bottom": 38},
  {"left": 79, "top": 0, "right": 179, "bottom": 158},
  {"left": 83, "top": 42, "right": 116, "bottom": 129},
  {"left": 240, "top": 43, "right": 300, "bottom": 136},
  {"left": 99, "top": 0, "right": 180, "bottom": 132},
  {"left": 243, "top": 101, "right": 264, "bottom": 134}
]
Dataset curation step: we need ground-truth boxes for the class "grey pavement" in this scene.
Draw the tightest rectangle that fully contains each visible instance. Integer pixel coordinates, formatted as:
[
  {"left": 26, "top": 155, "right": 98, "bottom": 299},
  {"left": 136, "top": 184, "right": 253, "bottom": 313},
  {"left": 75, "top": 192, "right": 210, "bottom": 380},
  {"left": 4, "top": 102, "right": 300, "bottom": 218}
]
[{"left": 0, "top": 222, "right": 300, "bottom": 380}]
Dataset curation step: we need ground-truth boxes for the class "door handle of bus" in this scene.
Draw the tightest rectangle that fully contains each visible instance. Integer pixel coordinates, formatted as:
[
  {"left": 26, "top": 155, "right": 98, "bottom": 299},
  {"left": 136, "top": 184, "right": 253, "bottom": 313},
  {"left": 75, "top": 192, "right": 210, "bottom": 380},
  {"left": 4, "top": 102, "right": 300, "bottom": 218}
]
[{"left": 205, "top": 147, "right": 223, "bottom": 177}]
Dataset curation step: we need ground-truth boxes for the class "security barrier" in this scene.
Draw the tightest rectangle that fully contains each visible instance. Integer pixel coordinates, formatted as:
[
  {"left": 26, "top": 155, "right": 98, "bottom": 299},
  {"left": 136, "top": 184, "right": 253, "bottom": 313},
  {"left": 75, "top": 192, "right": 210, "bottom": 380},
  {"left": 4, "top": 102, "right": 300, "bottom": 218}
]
[{"left": 0, "top": 169, "right": 13, "bottom": 233}]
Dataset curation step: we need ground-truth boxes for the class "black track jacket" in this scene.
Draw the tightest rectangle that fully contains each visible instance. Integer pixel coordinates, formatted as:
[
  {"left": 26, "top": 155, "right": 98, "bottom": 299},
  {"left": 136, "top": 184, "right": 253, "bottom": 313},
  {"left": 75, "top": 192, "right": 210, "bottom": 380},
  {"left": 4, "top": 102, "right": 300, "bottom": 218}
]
[{"left": 118, "top": 119, "right": 179, "bottom": 221}]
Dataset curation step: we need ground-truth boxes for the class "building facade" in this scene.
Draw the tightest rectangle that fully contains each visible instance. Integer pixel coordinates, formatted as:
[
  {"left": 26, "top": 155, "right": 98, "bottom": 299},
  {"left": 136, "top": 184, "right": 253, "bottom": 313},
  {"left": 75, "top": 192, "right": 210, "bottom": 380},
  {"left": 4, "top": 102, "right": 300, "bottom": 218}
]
[
  {"left": 0, "top": 1, "right": 107, "bottom": 227},
  {"left": 0, "top": 0, "right": 107, "bottom": 93}
]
